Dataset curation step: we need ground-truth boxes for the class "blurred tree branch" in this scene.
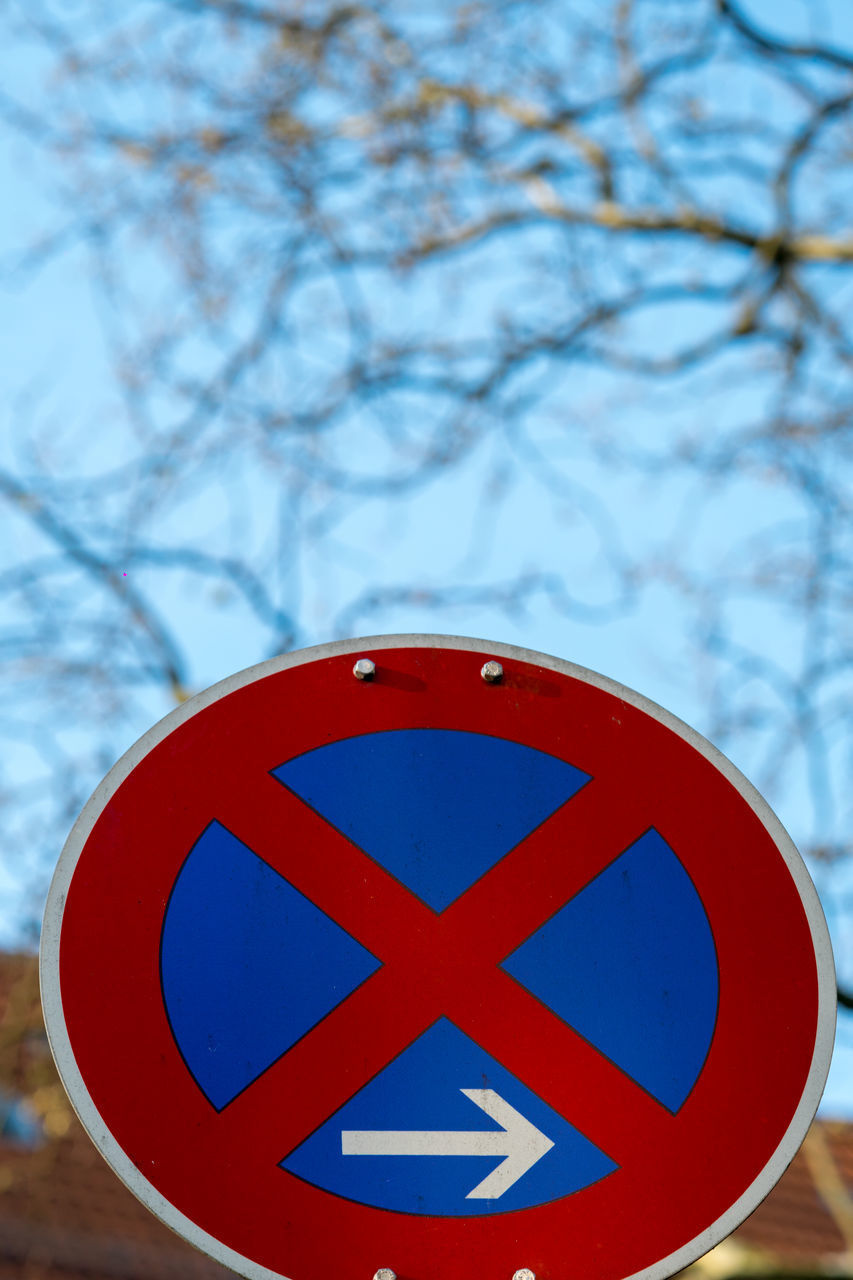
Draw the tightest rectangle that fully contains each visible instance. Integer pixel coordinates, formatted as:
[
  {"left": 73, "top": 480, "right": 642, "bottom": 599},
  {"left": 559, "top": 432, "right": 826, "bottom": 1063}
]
[{"left": 0, "top": 0, "right": 851, "bottom": 1025}]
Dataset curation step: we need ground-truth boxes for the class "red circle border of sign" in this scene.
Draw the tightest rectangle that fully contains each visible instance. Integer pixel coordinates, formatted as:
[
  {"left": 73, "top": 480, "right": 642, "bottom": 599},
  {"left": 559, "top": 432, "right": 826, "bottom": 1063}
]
[{"left": 41, "top": 636, "right": 836, "bottom": 1280}]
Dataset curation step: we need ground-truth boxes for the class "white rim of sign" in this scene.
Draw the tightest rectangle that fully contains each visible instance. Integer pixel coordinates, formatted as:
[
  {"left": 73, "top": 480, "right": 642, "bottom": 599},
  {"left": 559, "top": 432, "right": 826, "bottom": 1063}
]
[{"left": 40, "top": 634, "right": 837, "bottom": 1280}]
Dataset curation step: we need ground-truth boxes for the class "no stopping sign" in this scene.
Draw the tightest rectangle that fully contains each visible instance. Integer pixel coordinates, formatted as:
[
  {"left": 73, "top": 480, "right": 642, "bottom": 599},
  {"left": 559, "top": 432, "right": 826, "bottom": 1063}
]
[{"left": 41, "top": 636, "right": 835, "bottom": 1280}]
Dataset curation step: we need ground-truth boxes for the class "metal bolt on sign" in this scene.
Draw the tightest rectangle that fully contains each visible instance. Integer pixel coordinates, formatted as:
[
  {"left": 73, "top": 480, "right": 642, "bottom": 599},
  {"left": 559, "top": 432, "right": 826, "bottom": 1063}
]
[
  {"left": 512, "top": 1271, "right": 536, "bottom": 1280},
  {"left": 481, "top": 659, "right": 503, "bottom": 683},
  {"left": 373, "top": 1270, "right": 396, "bottom": 1280},
  {"left": 353, "top": 657, "right": 376, "bottom": 680}
]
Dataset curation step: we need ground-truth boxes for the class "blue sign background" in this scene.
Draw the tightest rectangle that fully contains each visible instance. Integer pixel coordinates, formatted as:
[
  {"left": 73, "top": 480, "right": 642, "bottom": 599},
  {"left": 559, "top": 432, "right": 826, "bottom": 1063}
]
[{"left": 160, "top": 728, "right": 718, "bottom": 1215}]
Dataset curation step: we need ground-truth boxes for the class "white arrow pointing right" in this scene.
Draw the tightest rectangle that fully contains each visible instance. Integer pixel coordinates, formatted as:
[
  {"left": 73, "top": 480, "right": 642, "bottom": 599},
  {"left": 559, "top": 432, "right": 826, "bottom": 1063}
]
[{"left": 341, "top": 1088, "right": 554, "bottom": 1199}]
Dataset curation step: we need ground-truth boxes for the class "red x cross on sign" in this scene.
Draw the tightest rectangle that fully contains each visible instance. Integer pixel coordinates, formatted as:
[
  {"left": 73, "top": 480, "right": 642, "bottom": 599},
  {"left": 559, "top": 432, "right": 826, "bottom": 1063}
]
[
  {"left": 211, "top": 752, "right": 668, "bottom": 1171},
  {"left": 43, "top": 637, "right": 834, "bottom": 1280}
]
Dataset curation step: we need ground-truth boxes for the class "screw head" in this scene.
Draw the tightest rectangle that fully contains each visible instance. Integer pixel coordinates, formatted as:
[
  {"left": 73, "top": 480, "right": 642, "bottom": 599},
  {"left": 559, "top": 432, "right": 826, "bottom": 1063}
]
[
  {"left": 481, "top": 660, "right": 503, "bottom": 684},
  {"left": 374, "top": 1271, "right": 396, "bottom": 1280},
  {"left": 353, "top": 658, "right": 376, "bottom": 681},
  {"left": 513, "top": 1271, "right": 536, "bottom": 1280}
]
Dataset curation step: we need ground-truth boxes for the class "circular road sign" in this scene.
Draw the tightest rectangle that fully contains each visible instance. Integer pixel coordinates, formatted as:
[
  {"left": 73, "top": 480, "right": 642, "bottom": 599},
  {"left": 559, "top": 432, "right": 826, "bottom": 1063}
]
[{"left": 41, "top": 636, "right": 835, "bottom": 1280}]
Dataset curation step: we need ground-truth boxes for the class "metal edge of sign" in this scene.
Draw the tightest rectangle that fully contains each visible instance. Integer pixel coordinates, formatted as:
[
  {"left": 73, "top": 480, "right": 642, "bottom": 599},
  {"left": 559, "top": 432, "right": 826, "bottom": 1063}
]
[{"left": 39, "top": 633, "right": 837, "bottom": 1280}]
